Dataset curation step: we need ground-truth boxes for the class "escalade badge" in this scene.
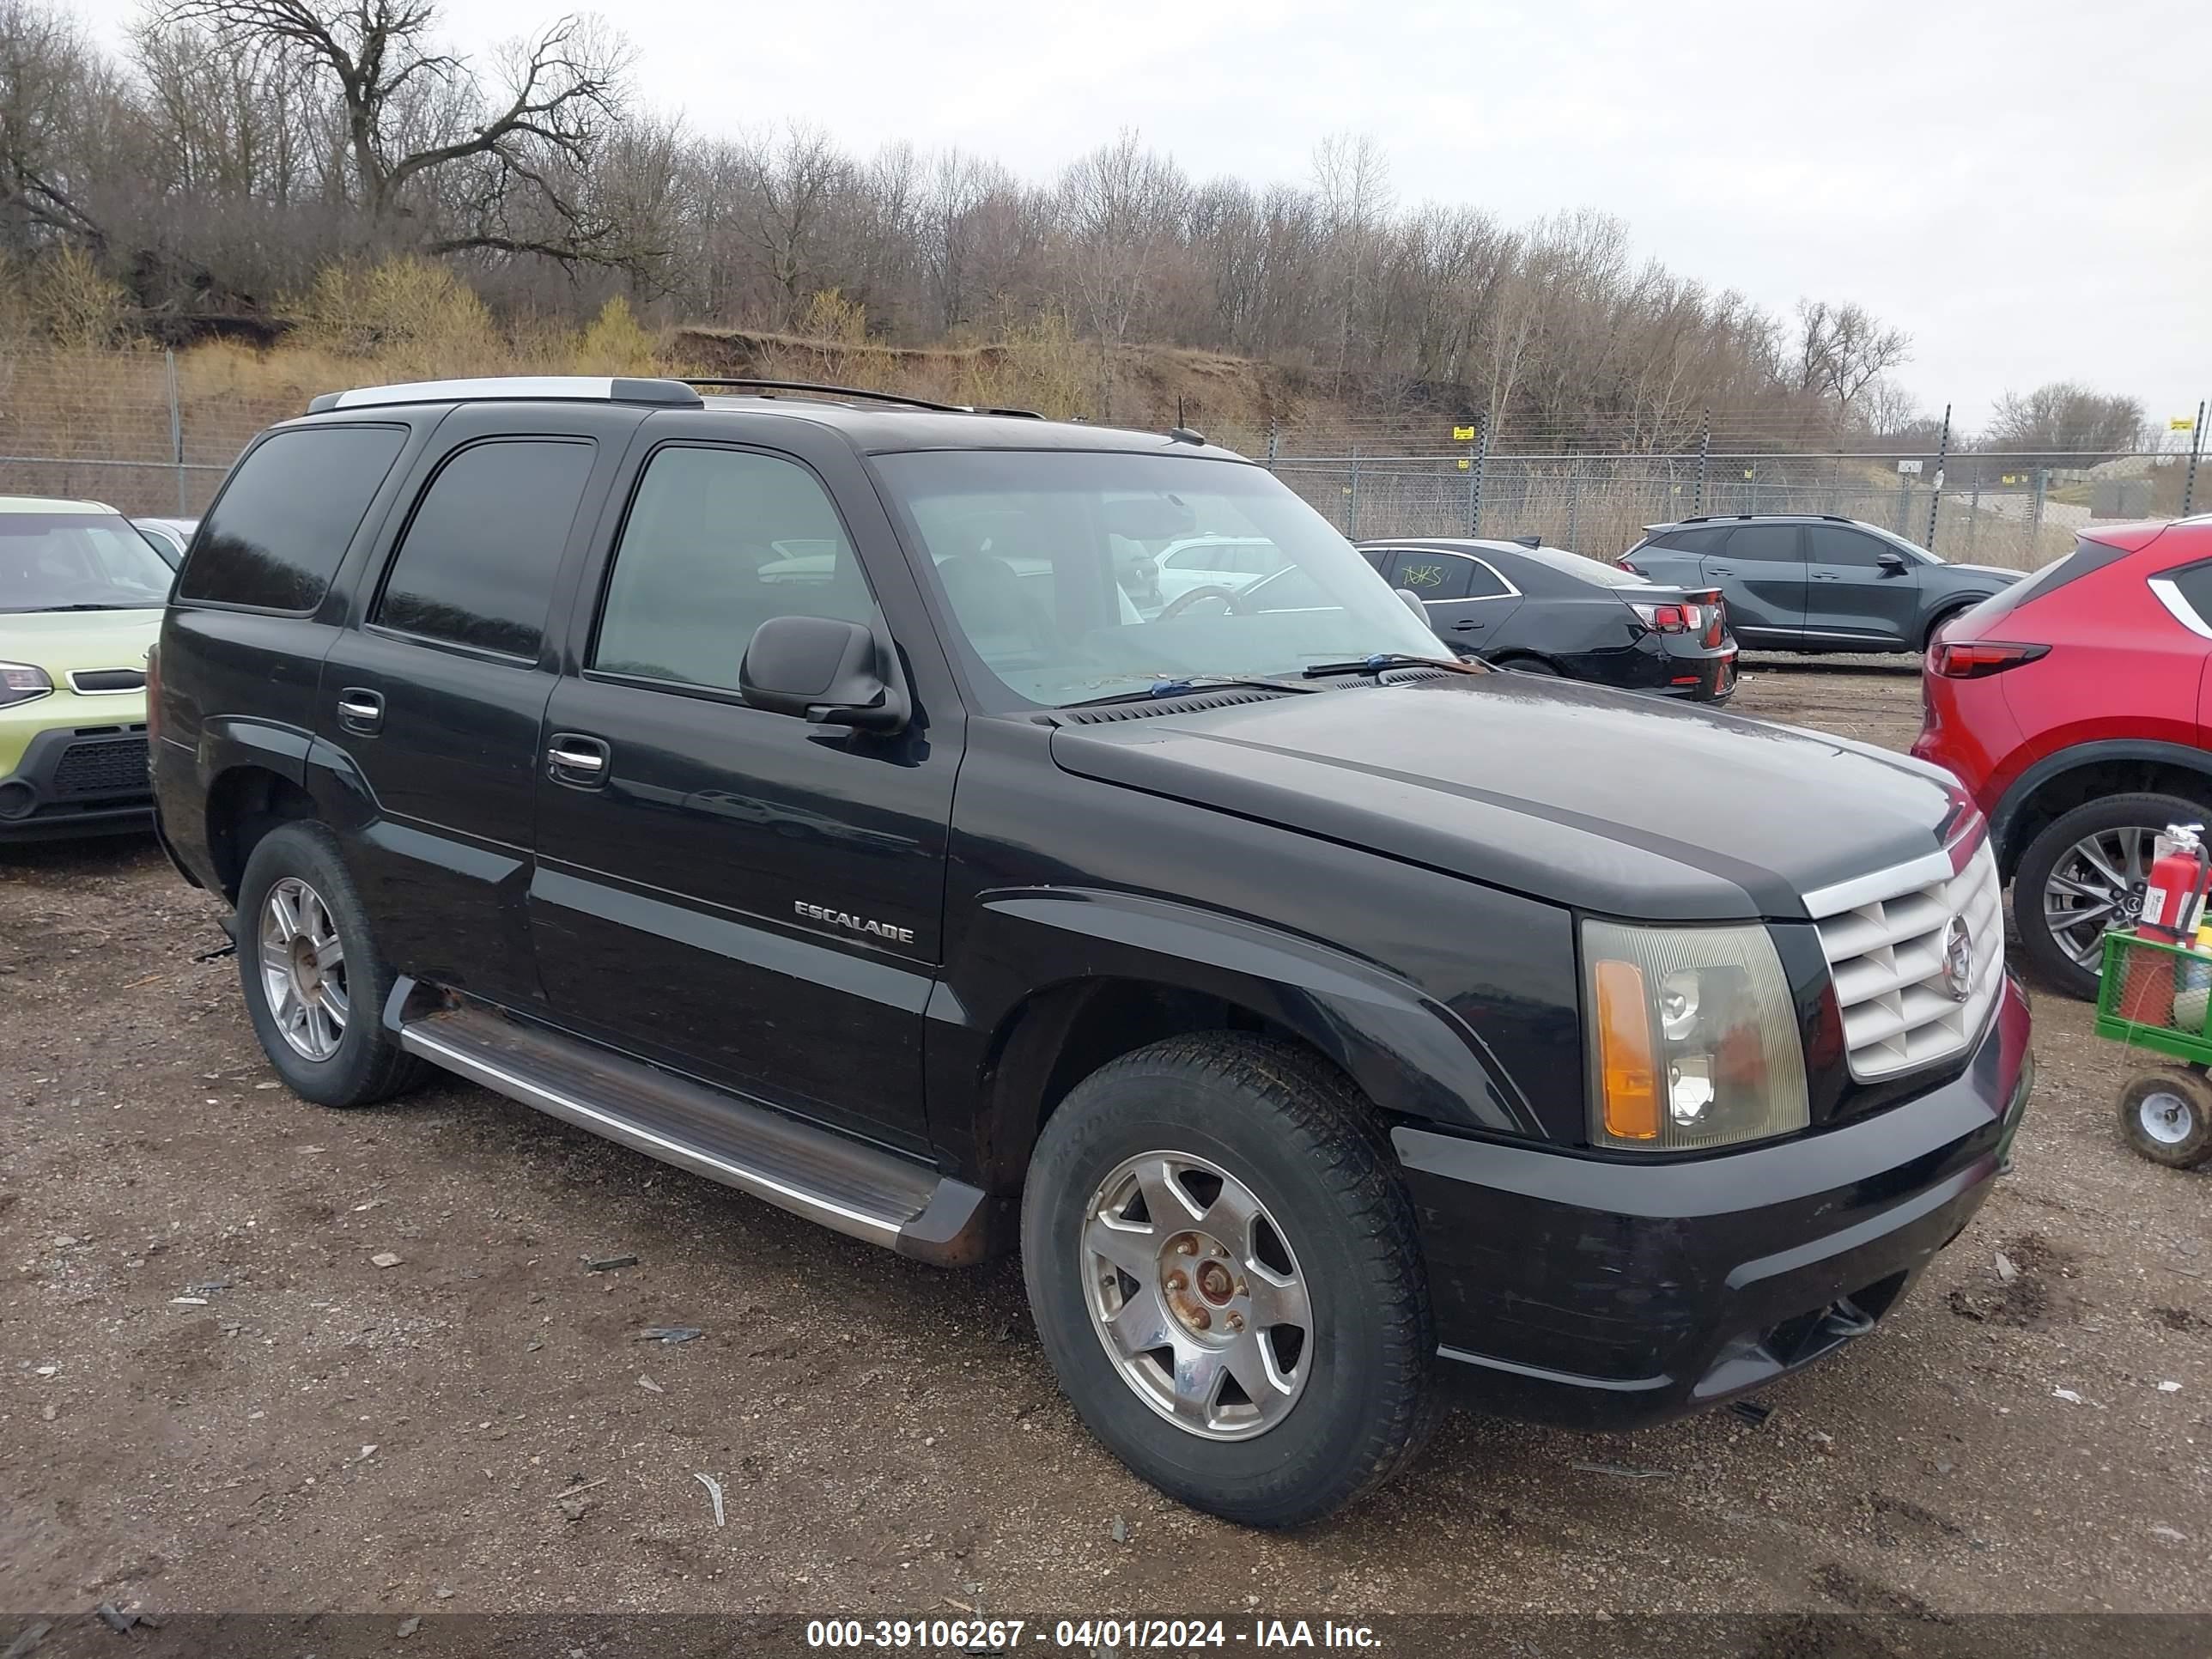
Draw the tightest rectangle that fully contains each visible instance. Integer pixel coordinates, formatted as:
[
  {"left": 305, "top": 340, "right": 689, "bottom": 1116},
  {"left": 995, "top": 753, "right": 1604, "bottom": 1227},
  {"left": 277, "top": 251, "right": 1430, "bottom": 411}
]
[
  {"left": 1942, "top": 916, "right": 1975, "bottom": 1002},
  {"left": 794, "top": 900, "right": 915, "bottom": 946}
]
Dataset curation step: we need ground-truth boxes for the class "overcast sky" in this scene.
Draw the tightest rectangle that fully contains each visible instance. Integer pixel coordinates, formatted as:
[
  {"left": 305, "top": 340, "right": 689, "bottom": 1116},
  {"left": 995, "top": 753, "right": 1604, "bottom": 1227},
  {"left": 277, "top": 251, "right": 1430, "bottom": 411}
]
[{"left": 77, "top": 0, "right": 2211, "bottom": 434}]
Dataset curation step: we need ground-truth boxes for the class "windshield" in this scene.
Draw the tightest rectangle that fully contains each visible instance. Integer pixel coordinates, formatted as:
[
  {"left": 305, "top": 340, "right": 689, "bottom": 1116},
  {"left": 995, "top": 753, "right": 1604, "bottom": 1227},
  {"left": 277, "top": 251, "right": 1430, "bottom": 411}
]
[
  {"left": 872, "top": 450, "right": 1439, "bottom": 707},
  {"left": 1, "top": 514, "right": 175, "bottom": 611}
]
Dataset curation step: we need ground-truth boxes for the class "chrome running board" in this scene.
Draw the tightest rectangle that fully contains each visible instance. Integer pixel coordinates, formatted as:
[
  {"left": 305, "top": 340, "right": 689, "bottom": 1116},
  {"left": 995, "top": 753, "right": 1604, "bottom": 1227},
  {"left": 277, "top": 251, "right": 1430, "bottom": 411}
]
[{"left": 392, "top": 995, "right": 992, "bottom": 1265}]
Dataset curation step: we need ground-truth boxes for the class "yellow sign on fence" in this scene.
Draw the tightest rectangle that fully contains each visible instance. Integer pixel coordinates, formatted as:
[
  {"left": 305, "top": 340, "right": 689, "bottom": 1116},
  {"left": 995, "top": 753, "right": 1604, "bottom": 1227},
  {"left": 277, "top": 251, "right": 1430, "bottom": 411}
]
[
  {"left": 2175, "top": 416, "right": 2199, "bottom": 433},
  {"left": 1452, "top": 424, "right": 1476, "bottom": 441},
  {"left": 1456, "top": 458, "right": 1471, "bottom": 470}
]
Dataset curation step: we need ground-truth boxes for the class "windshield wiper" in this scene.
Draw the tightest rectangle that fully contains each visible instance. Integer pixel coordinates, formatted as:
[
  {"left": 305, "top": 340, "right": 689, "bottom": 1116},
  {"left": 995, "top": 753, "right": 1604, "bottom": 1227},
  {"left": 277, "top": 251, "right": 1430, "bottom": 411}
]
[
  {"left": 1299, "top": 653, "right": 1488, "bottom": 679},
  {"left": 1059, "top": 675, "right": 1328, "bottom": 710}
]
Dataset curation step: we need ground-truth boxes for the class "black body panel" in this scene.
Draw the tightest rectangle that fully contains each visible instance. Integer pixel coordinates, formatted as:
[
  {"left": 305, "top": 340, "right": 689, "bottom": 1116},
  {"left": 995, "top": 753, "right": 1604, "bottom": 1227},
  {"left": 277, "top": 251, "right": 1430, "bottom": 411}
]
[{"left": 1361, "top": 538, "right": 1738, "bottom": 700}]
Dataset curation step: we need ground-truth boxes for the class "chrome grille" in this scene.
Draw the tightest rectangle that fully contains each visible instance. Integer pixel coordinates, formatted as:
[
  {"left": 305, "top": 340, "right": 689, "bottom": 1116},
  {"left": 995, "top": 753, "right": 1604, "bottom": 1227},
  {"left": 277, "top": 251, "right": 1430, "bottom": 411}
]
[{"left": 1808, "top": 836, "right": 2004, "bottom": 1080}]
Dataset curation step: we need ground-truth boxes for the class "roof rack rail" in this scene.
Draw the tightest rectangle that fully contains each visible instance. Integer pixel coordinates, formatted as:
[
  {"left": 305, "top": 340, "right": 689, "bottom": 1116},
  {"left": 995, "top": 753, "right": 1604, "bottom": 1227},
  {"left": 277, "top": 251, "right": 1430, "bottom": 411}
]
[
  {"left": 307, "top": 375, "right": 703, "bottom": 414},
  {"left": 682, "top": 378, "right": 1043, "bottom": 418}
]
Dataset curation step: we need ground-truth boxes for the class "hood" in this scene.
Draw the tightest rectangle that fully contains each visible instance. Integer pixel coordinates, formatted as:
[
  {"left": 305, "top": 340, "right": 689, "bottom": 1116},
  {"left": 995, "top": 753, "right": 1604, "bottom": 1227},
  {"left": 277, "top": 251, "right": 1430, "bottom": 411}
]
[
  {"left": 0, "top": 608, "right": 161, "bottom": 678},
  {"left": 1941, "top": 562, "right": 2025, "bottom": 582},
  {"left": 1048, "top": 676, "right": 1971, "bottom": 921}
]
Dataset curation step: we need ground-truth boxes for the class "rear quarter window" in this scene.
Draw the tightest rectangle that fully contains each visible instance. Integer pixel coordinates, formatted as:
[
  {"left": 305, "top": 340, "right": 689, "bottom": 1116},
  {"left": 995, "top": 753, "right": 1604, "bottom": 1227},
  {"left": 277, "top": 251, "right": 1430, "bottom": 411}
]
[
  {"left": 179, "top": 424, "right": 407, "bottom": 611},
  {"left": 1648, "top": 526, "right": 1730, "bottom": 556}
]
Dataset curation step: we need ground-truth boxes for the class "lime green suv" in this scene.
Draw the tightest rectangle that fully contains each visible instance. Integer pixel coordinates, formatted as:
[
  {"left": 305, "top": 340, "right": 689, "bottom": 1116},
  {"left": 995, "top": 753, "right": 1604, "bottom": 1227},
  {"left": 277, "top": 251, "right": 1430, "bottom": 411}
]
[{"left": 1, "top": 496, "right": 173, "bottom": 841}]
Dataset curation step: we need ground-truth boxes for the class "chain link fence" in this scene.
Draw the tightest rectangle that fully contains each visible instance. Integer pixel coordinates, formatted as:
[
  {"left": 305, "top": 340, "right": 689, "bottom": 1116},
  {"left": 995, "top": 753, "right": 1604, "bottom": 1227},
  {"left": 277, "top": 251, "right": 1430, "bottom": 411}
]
[{"left": 2, "top": 351, "right": 2203, "bottom": 574}]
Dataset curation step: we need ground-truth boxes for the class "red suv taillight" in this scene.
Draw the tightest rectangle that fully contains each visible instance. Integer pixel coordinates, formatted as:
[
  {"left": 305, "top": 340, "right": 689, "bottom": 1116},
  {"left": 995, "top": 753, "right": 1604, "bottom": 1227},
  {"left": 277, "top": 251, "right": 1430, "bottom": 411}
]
[{"left": 1930, "top": 641, "right": 2049, "bottom": 679}]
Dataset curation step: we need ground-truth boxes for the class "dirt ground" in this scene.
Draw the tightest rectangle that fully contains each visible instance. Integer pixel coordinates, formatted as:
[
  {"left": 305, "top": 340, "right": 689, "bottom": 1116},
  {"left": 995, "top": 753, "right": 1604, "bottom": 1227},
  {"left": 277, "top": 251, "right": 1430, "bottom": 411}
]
[{"left": 4, "top": 658, "right": 2210, "bottom": 1631}]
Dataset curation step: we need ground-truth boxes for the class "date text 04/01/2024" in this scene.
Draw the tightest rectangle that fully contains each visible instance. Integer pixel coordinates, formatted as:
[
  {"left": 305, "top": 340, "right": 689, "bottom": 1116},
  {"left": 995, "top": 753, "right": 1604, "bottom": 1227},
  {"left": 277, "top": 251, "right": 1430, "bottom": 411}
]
[{"left": 803, "top": 1618, "right": 1381, "bottom": 1650}]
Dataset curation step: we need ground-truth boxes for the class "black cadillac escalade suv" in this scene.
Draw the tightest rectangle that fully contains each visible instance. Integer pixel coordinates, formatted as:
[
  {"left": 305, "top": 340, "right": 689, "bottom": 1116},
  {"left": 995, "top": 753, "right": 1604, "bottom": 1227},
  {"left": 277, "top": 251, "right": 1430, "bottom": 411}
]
[{"left": 150, "top": 377, "right": 2034, "bottom": 1528}]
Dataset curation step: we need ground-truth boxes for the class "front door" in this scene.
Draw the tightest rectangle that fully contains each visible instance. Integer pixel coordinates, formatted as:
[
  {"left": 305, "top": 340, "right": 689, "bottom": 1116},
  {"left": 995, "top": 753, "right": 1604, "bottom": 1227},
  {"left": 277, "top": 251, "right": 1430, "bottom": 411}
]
[
  {"left": 529, "top": 436, "right": 956, "bottom": 1152},
  {"left": 1706, "top": 523, "right": 1806, "bottom": 647},
  {"left": 1804, "top": 524, "right": 1923, "bottom": 648},
  {"left": 315, "top": 417, "right": 613, "bottom": 1006},
  {"left": 1379, "top": 548, "right": 1523, "bottom": 648}
]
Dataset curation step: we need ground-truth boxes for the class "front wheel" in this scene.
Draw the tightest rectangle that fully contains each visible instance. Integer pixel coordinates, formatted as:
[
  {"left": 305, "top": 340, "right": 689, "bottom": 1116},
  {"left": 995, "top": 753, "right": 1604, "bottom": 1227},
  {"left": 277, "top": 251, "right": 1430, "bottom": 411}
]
[
  {"left": 1021, "top": 1034, "right": 1439, "bottom": 1528},
  {"left": 2118, "top": 1070, "right": 2212, "bottom": 1169}
]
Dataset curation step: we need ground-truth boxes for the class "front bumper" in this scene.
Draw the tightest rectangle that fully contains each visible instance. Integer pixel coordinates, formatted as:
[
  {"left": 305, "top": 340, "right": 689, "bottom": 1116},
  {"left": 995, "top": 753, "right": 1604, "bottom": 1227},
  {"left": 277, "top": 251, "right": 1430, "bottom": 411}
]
[
  {"left": 1394, "top": 971, "right": 2032, "bottom": 1430},
  {"left": 0, "top": 718, "right": 154, "bottom": 841}
]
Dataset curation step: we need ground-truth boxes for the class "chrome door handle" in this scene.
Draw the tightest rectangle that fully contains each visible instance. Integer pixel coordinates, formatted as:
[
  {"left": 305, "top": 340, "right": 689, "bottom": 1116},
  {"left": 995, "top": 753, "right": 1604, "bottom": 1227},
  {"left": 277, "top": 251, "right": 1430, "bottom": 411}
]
[
  {"left": 336, "top": 688, "right": 384, "bottom": 733},
  {"left": 546, "top": 732, "right": 611, "bottom": 788}
]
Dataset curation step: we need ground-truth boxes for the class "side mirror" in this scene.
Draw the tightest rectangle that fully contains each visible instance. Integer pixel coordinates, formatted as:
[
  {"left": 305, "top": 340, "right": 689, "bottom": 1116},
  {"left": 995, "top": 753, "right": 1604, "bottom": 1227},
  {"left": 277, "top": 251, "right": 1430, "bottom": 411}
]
[
  {"left": 738, "top": 615, "right": 908, "bottom": 732},
  {"left": 1877, "top": 551, "right": 1909, "bottom": 574},
  {"left": 1394, "top": 586, "right": 1428, "bottom": 621}
]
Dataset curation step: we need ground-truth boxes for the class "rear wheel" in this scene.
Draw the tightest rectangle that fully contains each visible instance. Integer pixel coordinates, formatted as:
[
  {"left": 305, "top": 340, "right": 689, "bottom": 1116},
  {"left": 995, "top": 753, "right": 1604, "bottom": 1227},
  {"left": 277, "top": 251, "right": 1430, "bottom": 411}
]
[
  {"left": 2015, "top": 794, "right": 2208, "bottom": 999},
  {"left": 237, "top": 823, "right": 427, "bottom": 1107},
  {"left": 1921, "top": 602, "right": 1976, "bottom": 651},
  {"left": 2118, "top": 1070, "right": 2212, "bottom": 1168},
  {"left": 1021, "top": 1034, "right": 1438, "bottom": 1528},
  {"left": 1494, "top": 655, "right": 1559, "bottom": 677}
]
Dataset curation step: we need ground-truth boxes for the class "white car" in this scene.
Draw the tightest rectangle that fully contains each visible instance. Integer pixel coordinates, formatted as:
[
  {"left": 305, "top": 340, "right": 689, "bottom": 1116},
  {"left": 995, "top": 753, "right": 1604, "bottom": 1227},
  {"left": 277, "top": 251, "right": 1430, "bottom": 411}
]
[{"left": 1151, "top": 537, "right": 1288, "bottom": 609}]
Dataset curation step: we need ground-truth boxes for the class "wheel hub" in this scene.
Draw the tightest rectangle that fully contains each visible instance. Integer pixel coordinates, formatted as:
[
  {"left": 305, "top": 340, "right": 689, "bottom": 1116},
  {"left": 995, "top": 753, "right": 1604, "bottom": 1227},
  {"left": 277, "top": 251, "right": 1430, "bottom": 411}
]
[{"left": 1159, "top": 1233, "right": 1248, "bottom": 1335}]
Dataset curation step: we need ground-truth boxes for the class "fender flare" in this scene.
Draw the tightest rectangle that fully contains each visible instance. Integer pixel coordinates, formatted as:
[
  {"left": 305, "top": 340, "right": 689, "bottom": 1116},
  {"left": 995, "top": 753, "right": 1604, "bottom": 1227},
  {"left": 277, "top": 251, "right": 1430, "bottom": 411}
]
[
  {"left": 945, "top": 887, "right": 1540, "bottom": 1146},
  {"left": 1991, "top": 740, "right": 2212, "bottom": 863}
]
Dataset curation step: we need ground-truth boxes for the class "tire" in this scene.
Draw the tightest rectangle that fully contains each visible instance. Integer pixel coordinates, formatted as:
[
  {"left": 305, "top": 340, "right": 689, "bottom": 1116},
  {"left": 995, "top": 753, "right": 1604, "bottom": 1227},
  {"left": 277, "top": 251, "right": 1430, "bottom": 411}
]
[
  {"left": 1021, "top": 1033, "right": 1439, "bottom": 1528},
  {"left": 1921, "top": 603, "right": 1975, "bottom": 652},
  {"left": 1495, "top": 655, "right": 1559, "bottom": 677},
  {"left": 2118, "top": 1070, "right": 2212, "bottom": 1169},
  {"left": 235, "top": 822, "right": 427, "bottom": 1108},
  {"left": 2015, "top": 793, "right": 2208, "bottom": 1000}
]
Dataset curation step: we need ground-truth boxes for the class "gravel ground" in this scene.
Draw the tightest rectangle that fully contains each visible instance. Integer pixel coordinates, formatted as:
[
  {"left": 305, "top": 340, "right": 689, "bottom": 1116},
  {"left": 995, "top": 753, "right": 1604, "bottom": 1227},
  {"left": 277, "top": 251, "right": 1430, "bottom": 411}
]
[{"left": 3, "top": 657, "right": 2210, "bottom": 1628}]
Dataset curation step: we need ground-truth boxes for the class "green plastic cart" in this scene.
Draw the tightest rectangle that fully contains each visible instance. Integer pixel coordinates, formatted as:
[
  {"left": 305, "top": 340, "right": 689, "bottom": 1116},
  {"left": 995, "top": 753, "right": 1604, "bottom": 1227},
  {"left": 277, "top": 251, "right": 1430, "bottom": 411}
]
[{"left": 2096, "top": 930, "right": 2212, "bottom": 1166}]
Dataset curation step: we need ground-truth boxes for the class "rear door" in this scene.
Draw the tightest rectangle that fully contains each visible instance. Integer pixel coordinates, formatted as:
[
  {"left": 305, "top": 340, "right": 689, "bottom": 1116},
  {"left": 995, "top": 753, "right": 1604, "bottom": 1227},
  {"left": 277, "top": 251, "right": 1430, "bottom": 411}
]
[
  {"left": 1706, "top": 523, "right": 1807, "bottom": 647},
  {"left": 1804, "top": 524, "right": 1922, "bottom": 648},
  {"left": 1380, "top": 548, "right": 1523, "bottom": 647},
  {"left": 314, "top": 408, "right": 622, "bottom": 1006},
  {"left": 528, "top": 422, "right": 957, "bottom": 1152}
]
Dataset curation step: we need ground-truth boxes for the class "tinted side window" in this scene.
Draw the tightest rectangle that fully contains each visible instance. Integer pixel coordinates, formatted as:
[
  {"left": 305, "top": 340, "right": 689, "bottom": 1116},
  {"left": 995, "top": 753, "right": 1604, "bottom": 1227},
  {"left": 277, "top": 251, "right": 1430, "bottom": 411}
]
[
  {"left": 179, "top": 425, "right": 406, "bottom": 610},
  {"left": 374, "top": 439, "right": 593, "bottom": 659},
  {"left": 592, "top": 447, "right": 872, "bottom": 692},
  {"left": 1650, "top": 526, "right": 1729, "bottom": 555},
  {"left": 1390, "top": 552, "right": 1476, "bottom": 601},
  {"left": 1806, "top": 526, "right": 1895, "bottom": 568},
  {"left": 1462, "top": 559, "right": 1513, "bottom": 599},
  {"left": 1722, "top": 525, "right": 1802, "bottom": 563}
]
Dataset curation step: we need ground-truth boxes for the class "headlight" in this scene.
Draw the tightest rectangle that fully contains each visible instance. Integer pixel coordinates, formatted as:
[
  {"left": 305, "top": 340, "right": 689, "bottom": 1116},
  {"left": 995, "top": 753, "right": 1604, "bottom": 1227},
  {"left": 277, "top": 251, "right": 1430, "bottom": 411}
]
[
  {"left": 1583, "top": 918, "right": 1808, "bottom": 1152},
  {"left": 0, "top": 662, "right": 55, "bottom": 708}
]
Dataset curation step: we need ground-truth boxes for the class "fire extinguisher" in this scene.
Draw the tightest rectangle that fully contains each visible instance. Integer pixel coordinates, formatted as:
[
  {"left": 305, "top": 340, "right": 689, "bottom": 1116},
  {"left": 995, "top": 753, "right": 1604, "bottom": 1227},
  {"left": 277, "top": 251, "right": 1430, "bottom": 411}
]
[{"left": 2119, "top": 823, "right": 2212, "bottom": 1026}]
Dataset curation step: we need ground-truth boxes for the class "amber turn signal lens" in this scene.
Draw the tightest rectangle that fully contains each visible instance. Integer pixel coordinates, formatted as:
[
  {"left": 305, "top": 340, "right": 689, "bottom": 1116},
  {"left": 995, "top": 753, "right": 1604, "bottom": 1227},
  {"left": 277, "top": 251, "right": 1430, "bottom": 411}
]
[{"left": 1594, "top": 958, "right": 1659, "bottom": 1140}]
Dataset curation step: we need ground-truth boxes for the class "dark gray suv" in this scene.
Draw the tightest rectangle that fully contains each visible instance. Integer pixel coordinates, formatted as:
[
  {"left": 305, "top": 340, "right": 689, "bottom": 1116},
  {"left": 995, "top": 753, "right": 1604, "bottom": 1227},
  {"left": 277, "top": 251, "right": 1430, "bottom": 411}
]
[{"left": 1621, "top": 515, "right": 2022, "bottom": 653}]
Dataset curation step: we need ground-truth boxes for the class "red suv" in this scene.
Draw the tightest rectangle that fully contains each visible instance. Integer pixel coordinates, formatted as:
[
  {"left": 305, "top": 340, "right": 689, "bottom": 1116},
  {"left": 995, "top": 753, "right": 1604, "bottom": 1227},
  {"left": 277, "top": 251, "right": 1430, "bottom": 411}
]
[{"left": 1914, "top": 515, "right": 2212, "bottom": 998}]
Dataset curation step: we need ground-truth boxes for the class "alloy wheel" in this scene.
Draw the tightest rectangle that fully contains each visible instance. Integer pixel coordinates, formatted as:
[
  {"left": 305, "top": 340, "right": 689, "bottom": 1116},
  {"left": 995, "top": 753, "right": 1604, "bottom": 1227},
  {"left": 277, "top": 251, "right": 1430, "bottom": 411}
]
[
  {"left": 1079, "top": 1151, "right": 1311, "bottom": 1440},
  {"left": 258, "top": 875, "right": 349, "bottom": 1061},
  {"left": 2042, "top": 824, "right": 2154, "bottom": 970}
]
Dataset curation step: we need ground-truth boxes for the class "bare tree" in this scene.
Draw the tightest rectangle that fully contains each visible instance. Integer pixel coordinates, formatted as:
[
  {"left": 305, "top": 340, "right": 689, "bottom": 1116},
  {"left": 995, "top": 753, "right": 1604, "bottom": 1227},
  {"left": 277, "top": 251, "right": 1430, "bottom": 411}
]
[
  {"left": 1984, "top": 382, "right": 2146, "bottom": 462},
  {"left": 164, "top": 0, "right": 636, "bottom": 265},
  {"left": 0, "top": 0, "right": 118, "bottom": 252},
  {"left": 1794, "top": 299, "right": 1911, "bottom": 428}
]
